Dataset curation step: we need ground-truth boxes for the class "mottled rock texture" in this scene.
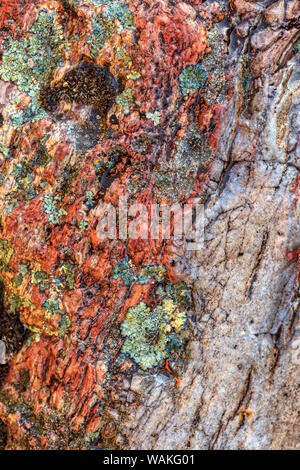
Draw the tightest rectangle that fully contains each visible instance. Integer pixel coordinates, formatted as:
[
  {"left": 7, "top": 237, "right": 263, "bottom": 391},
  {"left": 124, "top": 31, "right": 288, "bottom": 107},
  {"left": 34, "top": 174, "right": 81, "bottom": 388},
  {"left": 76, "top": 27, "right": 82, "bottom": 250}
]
[{"left": 0, "top": 0, "right": 299, "bottom": 450}]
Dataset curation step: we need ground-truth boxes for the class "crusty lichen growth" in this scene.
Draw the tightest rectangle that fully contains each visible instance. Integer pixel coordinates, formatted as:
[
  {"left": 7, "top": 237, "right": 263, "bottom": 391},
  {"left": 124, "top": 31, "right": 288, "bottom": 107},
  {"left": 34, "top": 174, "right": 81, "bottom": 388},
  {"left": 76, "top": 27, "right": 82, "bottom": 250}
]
[
  {"left": 87, "top": 1, "right": 134, "bottom": 57},
  {"left": 0, "top": 10, "right": 65, "bottom": 127},
  {"left": 179, "top": 64, "right": 207, "bottom": 97},
  {"left": 87, "top": 13, "right": 115, "bottom": 58},
  {"left": 43, "top": 194, "right": 67, "bottom": 225},
  {"left": 112, "top": 260, "right": 166, "bottom": 286},
  {"left": 0, "top": 239, "right": 13, "bottom": 271},
  {"left": 121, "top": 280, "right": 191, "bottom": 370}
]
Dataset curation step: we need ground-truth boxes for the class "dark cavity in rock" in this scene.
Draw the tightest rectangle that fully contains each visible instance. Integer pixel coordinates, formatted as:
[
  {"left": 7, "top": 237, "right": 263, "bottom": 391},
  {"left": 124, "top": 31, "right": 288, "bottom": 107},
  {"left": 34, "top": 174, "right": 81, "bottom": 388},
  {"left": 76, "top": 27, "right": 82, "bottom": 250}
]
[
  {"left": 0, "top": 419, "right": 7, "bottom": 449},
  {"left": 0, "top": 281, "right": 28, "bottom": 365},
  {"left": 40, "top": 63, "right": 120, "bottom": 116}
]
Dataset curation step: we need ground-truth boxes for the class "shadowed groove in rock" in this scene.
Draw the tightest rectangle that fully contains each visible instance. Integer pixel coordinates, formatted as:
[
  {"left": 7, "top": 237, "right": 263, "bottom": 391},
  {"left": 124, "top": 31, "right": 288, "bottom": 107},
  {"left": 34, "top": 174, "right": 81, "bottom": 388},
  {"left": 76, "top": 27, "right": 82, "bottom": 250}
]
[
  {"left": 0, "top": 281, "right": 28, "bottom": 364},
  {"left": 0, "top": 418, "right": 7, "bottom": 449}
]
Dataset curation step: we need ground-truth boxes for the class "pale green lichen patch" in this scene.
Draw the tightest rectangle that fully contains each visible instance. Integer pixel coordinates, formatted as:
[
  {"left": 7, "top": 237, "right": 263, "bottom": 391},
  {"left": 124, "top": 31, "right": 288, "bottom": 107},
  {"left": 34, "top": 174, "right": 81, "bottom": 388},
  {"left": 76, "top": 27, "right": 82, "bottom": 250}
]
[
  {"left": 112, "top": 260, "right": 166, "bottom": 286},
  {"left": 84, "top": 189, "right": 96, "bottom": 209},
  {"left": 126, "top": 71, "right": 141, "bottom": 81},
  {"left": 154, "top": 126, "right": 212, "bottom": 203},
  {"left": 87, "top": 13, "right": 115, "bottom": 58},
  {"left": 121, "top": 298, "right": 187, "bottom": 370},
  {"left": 13, "top": 264, "right": 29, "bottom": 288},
  {"left": 87, "top": 2, "right": 135, "bottom": 58},
  {"left": 102, "top": 2, "right": 134, "bottom": 29},
  {"left": 115, "top": 87, "right": 134, "bottom": 114},
  {"left": 61, "top": 263, "right": 75, "bottom": 289},
  {"left": 146, "top": 111, "right": 161, "bottom": 126},
  {"left": 138, "top": 265, "right": 166, "bottom": 285},
  {"left": 43, "top": 194, "right": 67, "bottom": 225},
  {"left": 121, "top": 280, "right": 191, "bottom": 370},
  {"left": 4, "top": 145, "right": 53, "bottom": 214},
  {"left": 0, "top": 239, "right": 13, "bottom": 271},
  {"left": 31, "top": 270, "right": 49, "bottom": 291},
  {"left": 112, "top": 257, "right": 135, "bottom": 286},
  {"left": 0, "top": 144, "right": 11, "bottom": 158},
  {"left": 0, "top": 10, "right": 65, "bottom": 127},
  {"left": 5, "top": 159, "right": 40, "bottom": 214},
  {"left": 179, "top": 64, "right": 207, "bottom": 97},
  {"left": 42, "top": 297, "right": 71, "bottom": 336},
  {"left": 5, "top": 293, "right": 35, "bottom": 318},
  {"left": 25, "top": 260, "right": 75, "bottom": 336},
  {"left": 55, "top": 263, "right": 76, "bottom": 291}
]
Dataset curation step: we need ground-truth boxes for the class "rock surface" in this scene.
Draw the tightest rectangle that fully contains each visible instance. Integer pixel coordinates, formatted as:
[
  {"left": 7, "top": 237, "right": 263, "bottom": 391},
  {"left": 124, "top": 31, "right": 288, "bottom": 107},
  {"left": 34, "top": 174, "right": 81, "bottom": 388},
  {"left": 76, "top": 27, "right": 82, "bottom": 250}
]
[{"left": 0, "top": 0, "right": 299, "bottom": 450}]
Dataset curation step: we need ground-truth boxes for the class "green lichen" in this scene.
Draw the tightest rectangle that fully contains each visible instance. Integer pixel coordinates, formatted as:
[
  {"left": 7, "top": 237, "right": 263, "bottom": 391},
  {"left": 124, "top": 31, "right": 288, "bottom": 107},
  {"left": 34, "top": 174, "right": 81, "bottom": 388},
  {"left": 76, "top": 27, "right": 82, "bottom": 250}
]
[
  {"left": 30, "top": 262, "right": 75, "bottom": 295},
  {"left": 0, "top": 10, "right": 65, "bottom": 127},
  {"left": 87, "top": 13, "right": 115, "bottom": 58},
  {"left": 43, "top": 194, "right": 67, "bottom": 225},
  {"left": 33, "top": 143, "right": 52, "bottom": 167},
  {"left": 12, "top": 264, "right": 29, "bottom": 288},
  {"left": 241, "top": 54, "right": 253, "bottom": 98},
  {"left": 5, "top": 295, "right": 22, "bottom": 316},
  {"left": 33, "top": 295, "right": 71, "bottom": 337},
  {"left": 42, "top": 298, "right": 62, "bottom": 316},
  {"left": 13, "top": 275, "right": 23, "bottom": 288},
  {"left": 18, "top": 264, "right": 29, "bottom": 276},
  {"left": 58, "top": 314, "right": 72, "bottom": 335},
  {"left": 84, "top": 190, "right": 95, "bottom": 209},
  {"left": 90, "top": 0, "right": 113, "bottom": 5},
  {"left": 5, "top": 157, "right": 47, "bottom": 214},
  {"left": 102, "top": 2, "right": 134, "bottom": 29},
  {"left": 42, "top": 298, "right": 71, "bottom": 335},
  {"left": 121, "top": 296, "right": 187, "bottom": 370},
  {"left": 112, "top": 260, "right": 167, "bottom": 286},
  {"left": 0, "top": 239, "right": 13, "bottom": 271},
  {"left": 112, "top": 258, "right": 135, "bottom": 286},
  {"left": 6, "top": 293, "right": 35, "bottom": 316},
  {"left": 179, "top": 64, "right": 207, "bottom": 97},
  {"left": 157, "top": 281, "right": 192, "bottom": 309},
  {"left": 146, "top": 111, "right": 161, "bottom": 126},
  {"left": 153, "top": 164, "right": 176, "bottom": 202},
  {"left": 58, "top": 263, "right": 76, "bottom": 290},
  {"left": 115, "top": 87, "right": 134, "bottom": 114},
  {"left": 201, "top": 27, "right": 227, "bottom": 105},
  {"left": 84, "top": 431, "right": 99, "bottom": 444},
  {"left": 79, "top": 220, "right": 89, "bottom": 230},
  {"left": 115, "top": 259, "right": 191, "bottom": 369},
  {"left": 87, "top": 2, "right": 134, "bottom": 58},
  {"left": 154, "top": 126, "right": 212, "bottom": 202},
  {"left": 121, "top": 279, "right": 191, "bottom": 370},
  {"left": 126, "top": 71, "right": 141, "bottom": 81},
  {"left": 137, "top": 265, "right": 166, "bottom": 285},
  {"left": 31, "top": 270, "right": 49, "bottom": 291},
  {"left": 116, "top": 43, "right": 132, "bottom": 67},
  {"left": 0, "top": 144, "right": 10, "bottom": 158}
]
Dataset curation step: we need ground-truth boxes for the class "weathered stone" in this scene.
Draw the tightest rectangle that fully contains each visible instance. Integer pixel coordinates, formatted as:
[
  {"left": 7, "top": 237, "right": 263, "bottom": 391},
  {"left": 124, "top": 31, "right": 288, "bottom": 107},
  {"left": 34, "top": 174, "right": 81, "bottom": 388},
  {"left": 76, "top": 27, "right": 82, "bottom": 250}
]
[
  {"left": 264, "top": 0, "right": 285, "bottom": 27},
  {"left": 286, "top": 0, "right": 300, "bottom": 21},
  {"left": 250, "top": 29, "right": 282, "bottom": 51},
  {"left": 0, "top": 0, "right": 299, "bottom": 451}
]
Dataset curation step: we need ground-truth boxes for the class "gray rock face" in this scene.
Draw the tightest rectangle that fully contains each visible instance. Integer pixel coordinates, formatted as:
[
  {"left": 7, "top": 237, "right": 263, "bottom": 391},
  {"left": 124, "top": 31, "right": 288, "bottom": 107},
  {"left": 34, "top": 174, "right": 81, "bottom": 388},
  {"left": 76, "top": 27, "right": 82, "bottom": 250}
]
[
  {"left": 116, "top": 1, "right": 300, "bottom": 450},
  {"left": 0, "top": 0, "right": 299, "bottom": 451}
]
